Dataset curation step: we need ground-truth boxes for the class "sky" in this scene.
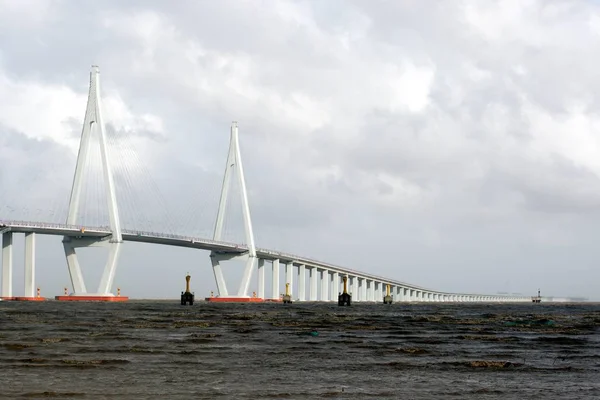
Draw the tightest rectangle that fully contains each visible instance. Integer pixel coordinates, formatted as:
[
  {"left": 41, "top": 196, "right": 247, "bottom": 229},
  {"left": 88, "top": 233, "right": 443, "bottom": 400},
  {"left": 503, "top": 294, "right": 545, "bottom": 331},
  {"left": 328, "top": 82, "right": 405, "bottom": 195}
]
[{"left": 1, "top": 0, "right": 600, "bottom": 300}]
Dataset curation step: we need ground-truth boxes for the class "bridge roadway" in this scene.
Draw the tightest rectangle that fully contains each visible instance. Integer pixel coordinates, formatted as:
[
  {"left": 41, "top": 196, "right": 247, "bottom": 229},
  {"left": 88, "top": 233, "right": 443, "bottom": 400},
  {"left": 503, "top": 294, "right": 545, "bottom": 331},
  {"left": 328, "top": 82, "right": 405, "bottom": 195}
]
[{"left": 0, "top": 220, "right": 530, "bottom": 302}]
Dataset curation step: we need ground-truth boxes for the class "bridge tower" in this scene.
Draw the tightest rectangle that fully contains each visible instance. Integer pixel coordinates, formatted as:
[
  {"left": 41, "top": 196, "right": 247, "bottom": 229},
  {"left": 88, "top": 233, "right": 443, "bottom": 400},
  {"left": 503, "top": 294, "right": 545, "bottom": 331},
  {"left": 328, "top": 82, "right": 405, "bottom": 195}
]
[
  {"left": 209, "top": 122, "right": 257, "bottom": 298},
  {"left": 62, "top": 65, "right": 123, "bottom": 298}
]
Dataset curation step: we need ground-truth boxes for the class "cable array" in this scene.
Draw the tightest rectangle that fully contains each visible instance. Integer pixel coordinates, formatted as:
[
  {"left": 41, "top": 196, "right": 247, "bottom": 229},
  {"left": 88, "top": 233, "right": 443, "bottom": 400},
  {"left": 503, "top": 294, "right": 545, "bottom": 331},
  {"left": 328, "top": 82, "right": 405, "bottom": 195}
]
[
  {"left": 106, "top": 126, "right": 178, "bottom": 234},
  {"left": 0, "top": 116, "right": 250, "bottom": 245},
  {"left": 167, "top": 164, "right": 221, "bottom": 238},
  {"left": 0, "top": 140, "right": 72, "bottom": 224}
]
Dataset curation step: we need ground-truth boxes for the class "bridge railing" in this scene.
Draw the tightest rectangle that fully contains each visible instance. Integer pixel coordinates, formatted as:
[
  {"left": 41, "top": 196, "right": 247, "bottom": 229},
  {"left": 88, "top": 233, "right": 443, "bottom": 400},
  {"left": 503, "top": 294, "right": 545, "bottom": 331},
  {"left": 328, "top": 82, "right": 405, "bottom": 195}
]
[
  {"left": 0, "top": 220, "right": 106, "bottom": 231},
  {"left": 0, "top": 219, "right": 246, "bottom": 249},
  {"left": 120, "top": 228, "right": 247, "bottom": 249}
]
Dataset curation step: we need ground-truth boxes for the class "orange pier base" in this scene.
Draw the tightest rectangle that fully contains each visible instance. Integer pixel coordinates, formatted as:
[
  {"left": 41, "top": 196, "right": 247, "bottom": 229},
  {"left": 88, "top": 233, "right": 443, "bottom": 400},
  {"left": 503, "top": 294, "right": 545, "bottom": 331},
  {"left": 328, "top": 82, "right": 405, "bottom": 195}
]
[
  {"left": 205, "top": 297, "right": 265, "bottom": 303},
  {"left": 0, "top": 297, "right": 16, "bottom": 301},
  {"left": 13, "top": 297, "right": 47, "bottom": 301},
  {"left": 55, "top": 295, "right": 129, "bottom": 302}
]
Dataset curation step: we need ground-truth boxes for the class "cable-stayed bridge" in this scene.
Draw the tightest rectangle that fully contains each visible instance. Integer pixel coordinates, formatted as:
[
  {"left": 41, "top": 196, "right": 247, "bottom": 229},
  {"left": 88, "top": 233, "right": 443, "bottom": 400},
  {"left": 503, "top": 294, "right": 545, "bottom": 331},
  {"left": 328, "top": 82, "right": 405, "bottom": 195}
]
[{"left": 0, "top": 66, "right": 531, "bottom": 303}]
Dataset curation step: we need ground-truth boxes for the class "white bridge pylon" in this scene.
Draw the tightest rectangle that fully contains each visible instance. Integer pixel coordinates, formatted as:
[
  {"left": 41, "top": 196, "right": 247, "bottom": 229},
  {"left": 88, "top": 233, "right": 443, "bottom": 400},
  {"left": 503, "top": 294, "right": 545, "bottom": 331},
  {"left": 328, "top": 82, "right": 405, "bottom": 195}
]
[
  {"left": 210, "top": 122, "right": 257, "bottom": 298},
  {"left": 63, "top": 65, "right": 123, "bottom": 296}
]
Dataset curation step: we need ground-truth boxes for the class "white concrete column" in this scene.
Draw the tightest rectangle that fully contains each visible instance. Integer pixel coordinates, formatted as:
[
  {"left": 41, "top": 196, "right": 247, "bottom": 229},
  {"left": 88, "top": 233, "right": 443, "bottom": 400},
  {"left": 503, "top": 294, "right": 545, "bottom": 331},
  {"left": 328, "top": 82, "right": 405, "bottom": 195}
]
[
  {"left": 24, "top": 232, "right": 36, "bottom": 298},
  {"left": 285, "top": 261, "right": 293, "bottom": 297},
  {"left": 321, "top": 269, "right": 329, "bottom": 301},
  {"left": 298, "top": 264, "right": 306, "bottom": 301},
  {"left": 2, "top": 232, "right": 13, "bottom": 298},
  {"left": 358, "top": 279, "right": 364, "bottom": 301},
  {"left": 331, "top": 272, "right": 338, "bottom": 298},
  {"left": 272, "top": 259, "right": 280, "bottom": 299},
  {"left": 257, "top": 258, "right": 265, "bottom": 298},
  {"left": 309, "top": 267, "right": 318, "bottom": 301}
]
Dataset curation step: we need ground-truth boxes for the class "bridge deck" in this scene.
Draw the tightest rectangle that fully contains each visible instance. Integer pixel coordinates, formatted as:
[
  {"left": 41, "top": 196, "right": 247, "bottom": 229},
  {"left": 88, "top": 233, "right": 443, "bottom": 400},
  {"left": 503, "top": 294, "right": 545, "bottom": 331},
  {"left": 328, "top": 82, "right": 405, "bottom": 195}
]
[{"left": 0, "top": 220, "right": 511, "bottom": 297}]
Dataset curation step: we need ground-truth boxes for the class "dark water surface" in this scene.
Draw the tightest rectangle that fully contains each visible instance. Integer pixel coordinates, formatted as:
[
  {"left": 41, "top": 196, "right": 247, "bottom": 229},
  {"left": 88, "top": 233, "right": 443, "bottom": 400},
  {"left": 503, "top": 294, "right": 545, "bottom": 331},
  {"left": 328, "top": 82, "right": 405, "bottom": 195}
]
[{"left": 1, "top": 301, "right": 599, "bottom": 399}]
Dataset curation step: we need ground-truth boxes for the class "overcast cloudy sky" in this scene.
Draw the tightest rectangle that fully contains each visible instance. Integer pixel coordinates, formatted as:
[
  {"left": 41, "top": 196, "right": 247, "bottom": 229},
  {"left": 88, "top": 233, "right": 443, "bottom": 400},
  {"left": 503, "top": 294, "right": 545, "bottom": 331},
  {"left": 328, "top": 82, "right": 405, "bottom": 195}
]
[{"left": 1, "top": 0, "right": 600, "bottom": 300}]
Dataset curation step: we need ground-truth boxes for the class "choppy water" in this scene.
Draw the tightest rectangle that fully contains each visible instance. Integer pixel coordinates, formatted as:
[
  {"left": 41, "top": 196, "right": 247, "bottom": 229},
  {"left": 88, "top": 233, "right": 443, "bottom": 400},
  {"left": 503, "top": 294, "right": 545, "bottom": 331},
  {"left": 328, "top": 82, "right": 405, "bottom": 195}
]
[{"left": 0, "top": 301, "right": 599, "bottom": 399}]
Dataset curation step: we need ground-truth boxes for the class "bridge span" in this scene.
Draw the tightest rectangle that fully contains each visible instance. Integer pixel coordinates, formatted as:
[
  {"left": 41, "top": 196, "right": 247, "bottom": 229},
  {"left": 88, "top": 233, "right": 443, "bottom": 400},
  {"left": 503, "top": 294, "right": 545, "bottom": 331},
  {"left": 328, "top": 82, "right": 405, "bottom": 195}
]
[
  {"left": 0, "top": 66, "right": 532, "bottom": 303},
  {"left": 1, "top": 220, "right": 529, "bottom": 303}
]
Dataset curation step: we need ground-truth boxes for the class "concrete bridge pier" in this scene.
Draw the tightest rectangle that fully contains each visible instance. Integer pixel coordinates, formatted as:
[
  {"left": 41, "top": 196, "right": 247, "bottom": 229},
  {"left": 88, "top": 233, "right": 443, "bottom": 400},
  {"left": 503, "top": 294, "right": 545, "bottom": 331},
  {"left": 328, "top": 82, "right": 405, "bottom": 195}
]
[
  {"left": 24, "top": 232, "right": 36, "bottom": 298},
  {"left": 1, "top": 232, "right": 13, "bottom": 298},
  {"left": 331, "top": 272, "right": 339, "bottom": 300},
  {"left": 298, "top": 264, "right": 306, "bottom": 301},
  {"left": 257, "top": 258, "right": 265, "bottom": 298},
  {"left": 321, "top": 269, "right": 329, "bottom": 301},
  {"left": 1, "top": 232, "right": 39, "bottom": 300},
  {"left": 285, "top": 261, "right": 294, "bottom": 300},
  {"left": 309, "top": 267, "right": 318, "bottom": 301},
  {"left": 272, "top": 259, "right": 280, "bottom": 300}
]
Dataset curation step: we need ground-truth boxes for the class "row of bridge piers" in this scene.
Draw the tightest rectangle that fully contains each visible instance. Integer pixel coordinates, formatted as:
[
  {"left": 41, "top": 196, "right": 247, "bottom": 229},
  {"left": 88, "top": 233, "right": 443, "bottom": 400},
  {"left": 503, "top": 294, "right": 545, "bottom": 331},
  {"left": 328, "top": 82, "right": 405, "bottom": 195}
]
[
  {"left": 0, "top": 231, "right": 530, "bottom": 303},
  {"left": 1, "top": 232, "right": 38, "bottom": 299},
  {"left": 246, "top": 257, "right": 530, "bottom": 303}
]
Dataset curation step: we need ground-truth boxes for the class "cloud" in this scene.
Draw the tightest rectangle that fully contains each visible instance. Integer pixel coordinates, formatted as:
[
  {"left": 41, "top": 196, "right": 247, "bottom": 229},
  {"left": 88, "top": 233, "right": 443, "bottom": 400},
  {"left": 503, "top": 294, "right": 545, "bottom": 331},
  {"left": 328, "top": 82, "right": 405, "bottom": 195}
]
[{"left": 0, "top": 0, "right": 599, "bottom": 300}]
